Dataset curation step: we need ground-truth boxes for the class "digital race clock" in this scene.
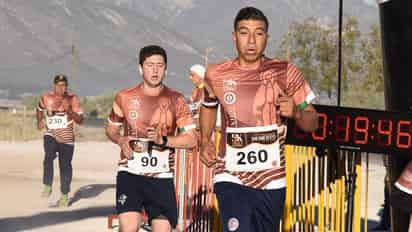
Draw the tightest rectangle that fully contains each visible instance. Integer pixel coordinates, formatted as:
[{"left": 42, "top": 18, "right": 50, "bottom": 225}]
[{"left": 286, "top": 105, "right": 412, "bottom": 155}]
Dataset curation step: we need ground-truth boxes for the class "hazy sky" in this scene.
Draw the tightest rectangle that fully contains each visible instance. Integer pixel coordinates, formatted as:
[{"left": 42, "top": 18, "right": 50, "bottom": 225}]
[{"left": 363, "top": 0, "right": 377, "bottom": 7}]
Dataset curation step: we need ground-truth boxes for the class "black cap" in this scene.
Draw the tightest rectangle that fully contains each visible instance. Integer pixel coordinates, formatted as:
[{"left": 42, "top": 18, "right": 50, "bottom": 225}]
[{"left": 53, "top": 74, "right": 68, "bottom": 84}]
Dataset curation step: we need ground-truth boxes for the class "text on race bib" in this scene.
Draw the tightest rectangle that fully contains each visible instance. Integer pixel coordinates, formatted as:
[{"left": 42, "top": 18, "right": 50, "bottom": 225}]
[
  {"left": 127, "top": 149, "right": 170, "bottom": 173},
  {"left": 46, "top": 115, "right": 68, "bottom": 129},
  {"left": 225, "top": 125, "right": 280, "bottom": 172}
]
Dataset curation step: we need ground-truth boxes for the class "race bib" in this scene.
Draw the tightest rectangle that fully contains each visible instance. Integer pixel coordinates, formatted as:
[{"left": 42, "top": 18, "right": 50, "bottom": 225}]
[
  {"left": 225, "top": 125, "right": 280, "bottom": 172},
  {"left": 127, "top": 149, "right": 170, "bottom": 174},
  {"left": 46, "top": 114, "right": 68, "bottom": 129}
]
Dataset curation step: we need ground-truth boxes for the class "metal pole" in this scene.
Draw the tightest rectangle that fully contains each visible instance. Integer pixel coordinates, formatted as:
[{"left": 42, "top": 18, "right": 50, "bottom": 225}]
[
  {"left": 364, "top": 153, "right": 369, "bottom": 232},
  {"left": 335, "top": 1, "right": 357, "bottom": 230},
  {"left": 345, "top": 151, "right": 357, "bottom": 232},
  {"left": 205, "top": 47, "right": 213, "bottom": 67},
  {"left": 337, "top": 0, "right": 343, "bottom": 107},
  {"left": 178, "top": 149, "right": 187, "bottom": 231},
  {"left": 23, "top": 106, "right": 26, "bottom": 141},
  {"left": 71, "top": 44, "right": 77, "bottom": 91}
]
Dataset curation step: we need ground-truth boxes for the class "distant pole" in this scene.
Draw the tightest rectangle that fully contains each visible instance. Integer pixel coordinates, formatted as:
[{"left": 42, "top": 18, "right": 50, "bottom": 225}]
[
  {"left": 286, "top": 32, "right": 292, "bottom": 61},
  {"left": 23, "top": 106, "right": 26, "bottom": 141},
  {"left": 337, "top": 0, "right": 343, "bottom": 107},
  {"left": 71, "top": 44, "right": 77, "bottom": 91},
  {"left": 205, "top": 47, "right": 213, "bottom": 67}
]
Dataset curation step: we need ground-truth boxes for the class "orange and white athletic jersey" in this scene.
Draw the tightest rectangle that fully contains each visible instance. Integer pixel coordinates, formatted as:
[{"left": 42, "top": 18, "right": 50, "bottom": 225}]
[
  {"left": 204, "top": 57, "right": 315, "bottom": 190},
  {"left": 108, "top": 84, "right": 195, "bottom": 178},
  {"left": 188, "top": 87, "right": 204, "bottom": 122},
  {"left": 37, "top": 92, "right": 83, "bottom": 144}
]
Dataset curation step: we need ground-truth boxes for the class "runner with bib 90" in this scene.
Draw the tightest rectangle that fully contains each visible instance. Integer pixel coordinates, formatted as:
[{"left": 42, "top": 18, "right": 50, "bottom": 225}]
[{"left": 105, "top": 45, "right": 196, "bottom": 232}]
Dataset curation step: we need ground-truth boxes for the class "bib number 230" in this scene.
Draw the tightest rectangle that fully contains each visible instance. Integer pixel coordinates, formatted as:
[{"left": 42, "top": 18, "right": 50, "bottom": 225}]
[{"left": 46, "top": 115, "right": 68, "bottom": 129}]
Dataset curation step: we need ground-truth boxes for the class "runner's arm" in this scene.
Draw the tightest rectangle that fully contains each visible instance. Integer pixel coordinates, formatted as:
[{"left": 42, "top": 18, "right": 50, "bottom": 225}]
[
  {"left": 105, "top": 122, "right": 133, "bottom": 158},
  {"left": 199, "top": 104, "right": 218, "bottom": 167},
  {"left": 199, "top": 105, "right": 217, "bottom": 144},
  {"left": 198, "top": 67, "right": 219, "bottom": 166},
  {"left": 284, "top": 63, "right": 319, "bottom": 132},
  {"left": 105, "top": 122, "right": 122, "bottom": 144},
  {"left": 36, "top": 97, "right": 45, "bottom": 130},
  {"left": 68, "top": 110, "right": 84, "bottom": 125},
  {"left": 164, "top": 129, "right": 197, "bottom": 149},
  {"left": 69, "top": 95, "right": 84, "bottom": 125},
  {"left": 105, "top": 96, "right": 133, "bottom": 158},
  {"left": 199, "top": 73, "right": 218, "bottom": 144},
  {"left": 36, "top": 107, "right": 44, "bottom": 130}
]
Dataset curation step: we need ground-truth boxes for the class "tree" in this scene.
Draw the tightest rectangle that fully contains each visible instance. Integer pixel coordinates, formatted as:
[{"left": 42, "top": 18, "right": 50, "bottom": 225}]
[
  {"left": 277, "top": 17, "right": 384, "bottom": 109},
  {"left": 80, "top": 91, "right": 116, "bottom": 118}
]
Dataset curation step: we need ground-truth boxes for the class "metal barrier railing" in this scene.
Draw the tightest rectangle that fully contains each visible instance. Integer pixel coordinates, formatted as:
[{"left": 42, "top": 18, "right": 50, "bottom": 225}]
[
  {"left": 108, "top": 136, "right": 368, "bottom": 232},
  {"left": 174, "top": 130, "right": 222, "bottom": 232},
  {"left": 282, "top": 145, "right": 365, "bottom": 232},
  {"left": 175, "top": 147, "right": 215, "bottom": 231}
]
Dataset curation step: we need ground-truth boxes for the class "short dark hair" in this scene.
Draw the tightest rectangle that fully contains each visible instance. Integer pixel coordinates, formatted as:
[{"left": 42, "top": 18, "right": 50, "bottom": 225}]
[
  {"left": 234, "top": 7, "right": 269, "bottom": 32},
  {"left": 53, "top": 74, "right": 68, "bottom": 84},
  {"left": 138, "top": 45, "right": 167, "bottom": 65}
]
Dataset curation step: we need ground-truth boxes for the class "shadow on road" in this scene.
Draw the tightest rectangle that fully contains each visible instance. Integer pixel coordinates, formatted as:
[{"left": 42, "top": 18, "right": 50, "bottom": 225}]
[
  {"left": 69, "top": 184, "right": 115, "bottom": 206},
  {"left": 0, "top": 205, "right": 115, "bottom": 232}
]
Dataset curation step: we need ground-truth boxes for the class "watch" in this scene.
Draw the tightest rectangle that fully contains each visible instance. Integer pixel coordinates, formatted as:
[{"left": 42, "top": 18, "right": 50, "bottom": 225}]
[{"left": 161, "top": 136, "right": 168, "bottom": 147}]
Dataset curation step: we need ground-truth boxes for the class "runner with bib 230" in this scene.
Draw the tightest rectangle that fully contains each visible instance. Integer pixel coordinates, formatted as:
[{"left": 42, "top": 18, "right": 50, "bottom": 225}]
[{"left": 36, "top": 74, "right": 84, "bottom": 207}]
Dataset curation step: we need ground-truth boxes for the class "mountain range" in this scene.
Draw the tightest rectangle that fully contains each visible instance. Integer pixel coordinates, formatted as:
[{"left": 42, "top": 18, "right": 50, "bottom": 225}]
[{"left": 0, "top": 0, "right": 379, "bottom": 98}]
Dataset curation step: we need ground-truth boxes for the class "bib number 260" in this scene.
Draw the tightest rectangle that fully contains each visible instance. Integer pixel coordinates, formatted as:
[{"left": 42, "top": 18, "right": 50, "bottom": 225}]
[{"left": 236, "top": 150, "right": 268, "bottom": 165}]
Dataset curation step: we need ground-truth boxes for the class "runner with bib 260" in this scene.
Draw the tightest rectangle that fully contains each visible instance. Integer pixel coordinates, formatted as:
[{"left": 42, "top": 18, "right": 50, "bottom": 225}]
[{"left": 199, "top": 7, "right": 319, "bottom": 232}]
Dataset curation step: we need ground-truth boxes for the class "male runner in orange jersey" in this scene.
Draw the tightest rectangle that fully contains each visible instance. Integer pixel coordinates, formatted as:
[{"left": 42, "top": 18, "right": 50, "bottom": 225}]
[
  {"left": 105, "top": 45, "right": 197, "bottom": 232},
  {"left": 199, "top": 7, "right": 319, "bottom": 232},
  {"left": 187, "top": 64, "right": 206, "bottom": 124},
  {"left": 391, "top": 161, "right": 412, "bottom": 231},
  {"left": 36, "top": 74, "right": 84, "bottom": 207}
]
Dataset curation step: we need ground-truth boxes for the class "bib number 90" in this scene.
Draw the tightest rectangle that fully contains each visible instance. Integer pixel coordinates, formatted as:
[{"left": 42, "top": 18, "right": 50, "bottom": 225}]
[
  {"left": 141, "top": 156, "right": 158, "bottom": 167},
  {"left": 236, "top": 150, "right": 268, "bottom": 165}
]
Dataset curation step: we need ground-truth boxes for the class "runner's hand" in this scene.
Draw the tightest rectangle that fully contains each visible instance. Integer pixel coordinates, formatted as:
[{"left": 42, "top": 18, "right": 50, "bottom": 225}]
[
  {"left": 37, "top": 120, "right": 44, "bottom": 130},
  {"left": 118, "top": 136, "right": 134, "bottom": 159},
  {"left": 200, "top": 140, "right": 217, "bottom": 167},
  {"left": 147, "top": 125, "right": 165, "bottom": 145},
  {"left": 279, "top": 94, "right": 296, "bottom": 119},
  {"left": 118, "top": 158, "right": 128, "bottom": 166}
]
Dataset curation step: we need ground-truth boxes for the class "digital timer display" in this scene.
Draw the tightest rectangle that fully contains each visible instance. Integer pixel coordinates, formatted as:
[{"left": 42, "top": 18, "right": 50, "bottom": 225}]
[{"left": 286, "top": 105, "right": 412, "bottom": 155}]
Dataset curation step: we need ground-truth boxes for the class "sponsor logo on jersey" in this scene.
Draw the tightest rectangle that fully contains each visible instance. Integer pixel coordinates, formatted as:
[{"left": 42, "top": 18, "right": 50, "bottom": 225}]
[
  {"left": 224, "top": 91, "right": 236, "bottom": 105},
  {"left": 223, "top": 80, "right": 237, "bottom": 91},
  {"left": 231, "top": 133, "right": 243, "bottom": 147},
  {"left": 129, "top": 110, "right": 138, "bottom": 120},
  {"left": 128, "top": 98, "right": 140, "bottom": 109}
]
